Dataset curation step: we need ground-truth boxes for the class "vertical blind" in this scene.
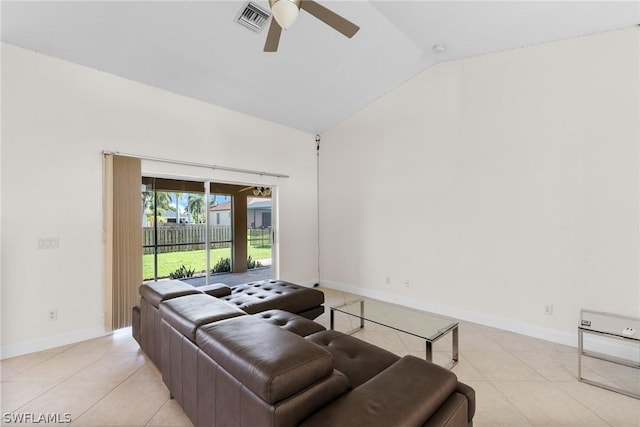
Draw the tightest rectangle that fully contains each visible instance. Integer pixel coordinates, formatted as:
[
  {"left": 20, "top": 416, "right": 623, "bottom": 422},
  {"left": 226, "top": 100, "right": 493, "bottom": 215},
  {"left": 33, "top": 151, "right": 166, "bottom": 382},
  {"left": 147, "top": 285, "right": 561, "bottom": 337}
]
[{"left": 104, "top": 154, "right": 142, "bottom": 330}]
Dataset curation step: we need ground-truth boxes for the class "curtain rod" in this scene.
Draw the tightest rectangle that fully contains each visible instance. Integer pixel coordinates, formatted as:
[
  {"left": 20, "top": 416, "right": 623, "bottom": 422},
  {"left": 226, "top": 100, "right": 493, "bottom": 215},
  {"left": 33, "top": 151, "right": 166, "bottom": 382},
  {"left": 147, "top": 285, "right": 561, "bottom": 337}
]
[{"left": 102, "top": 151, "right": 290, "bottom": 179}]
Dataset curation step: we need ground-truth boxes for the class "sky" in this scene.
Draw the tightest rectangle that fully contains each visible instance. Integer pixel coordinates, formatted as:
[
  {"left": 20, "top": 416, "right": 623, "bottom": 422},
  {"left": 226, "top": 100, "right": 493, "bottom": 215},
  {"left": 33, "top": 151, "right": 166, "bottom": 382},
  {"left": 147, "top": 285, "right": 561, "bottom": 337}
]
[{"left": 168, "top": 193, "right": 231, "bottom": 214}]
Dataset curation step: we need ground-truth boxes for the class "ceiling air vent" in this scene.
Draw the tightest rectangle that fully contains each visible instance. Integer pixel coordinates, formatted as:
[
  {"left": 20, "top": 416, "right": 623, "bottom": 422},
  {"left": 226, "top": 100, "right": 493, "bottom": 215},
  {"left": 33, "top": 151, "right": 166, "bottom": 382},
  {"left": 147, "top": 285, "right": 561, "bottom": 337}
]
[{"left": 237, "top": 2, "right": 271, "bottom": 32}]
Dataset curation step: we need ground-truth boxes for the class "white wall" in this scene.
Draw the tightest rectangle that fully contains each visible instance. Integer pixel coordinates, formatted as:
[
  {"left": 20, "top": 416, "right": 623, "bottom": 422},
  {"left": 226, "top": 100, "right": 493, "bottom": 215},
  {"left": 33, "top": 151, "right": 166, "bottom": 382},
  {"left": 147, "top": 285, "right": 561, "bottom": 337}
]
[
  {"left": 3, "top": 27, "right": 638, "bottom": 358},
  {"left": 1, "top": 44, "right": 318, "bottom": 358},
  {"left": 320, "top": 28, "right": 640, "bottom": 348}
]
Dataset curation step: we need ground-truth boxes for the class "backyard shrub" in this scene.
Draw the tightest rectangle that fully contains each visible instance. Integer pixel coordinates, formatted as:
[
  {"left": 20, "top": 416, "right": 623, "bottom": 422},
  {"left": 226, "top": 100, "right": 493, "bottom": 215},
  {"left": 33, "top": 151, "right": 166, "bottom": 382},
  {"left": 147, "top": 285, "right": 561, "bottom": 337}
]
[
  {"left": 209, "top": 256, "right": 263, "bottom": 273},
  {"left": 169, "top": 265, "right": 195, "bottom": 279},
  {"left": 247, "top": 255, "right": 263, "bottom": 269},
  {"left": 211, "top": 257, "right": 231, "bottom": 274}
]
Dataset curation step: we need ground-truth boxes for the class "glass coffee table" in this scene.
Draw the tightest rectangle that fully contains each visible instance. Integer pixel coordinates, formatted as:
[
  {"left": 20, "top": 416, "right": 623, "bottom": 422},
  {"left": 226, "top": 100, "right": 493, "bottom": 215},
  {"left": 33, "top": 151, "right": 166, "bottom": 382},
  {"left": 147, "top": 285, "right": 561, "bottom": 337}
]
[{"left": 330, "top": 298, "right": 459, "bottom": 368}]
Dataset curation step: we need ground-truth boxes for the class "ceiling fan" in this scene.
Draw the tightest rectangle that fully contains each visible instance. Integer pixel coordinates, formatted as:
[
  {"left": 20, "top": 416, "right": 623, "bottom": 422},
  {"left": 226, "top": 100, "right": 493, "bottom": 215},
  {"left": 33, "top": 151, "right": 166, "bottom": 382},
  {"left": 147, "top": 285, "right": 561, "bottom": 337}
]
[
  {"left": 264, "top": 0, "right": 360, "bottom": 52},
  {"left": 238, "top": 186, "right": 272, "bottom": 197}
]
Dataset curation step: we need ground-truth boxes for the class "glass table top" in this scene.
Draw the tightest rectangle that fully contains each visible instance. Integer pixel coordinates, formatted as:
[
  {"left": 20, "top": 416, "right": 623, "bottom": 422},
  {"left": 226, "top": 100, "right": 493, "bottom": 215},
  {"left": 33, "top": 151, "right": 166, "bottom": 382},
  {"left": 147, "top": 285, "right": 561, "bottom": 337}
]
[
  {"left": 331, "top": 298, "right": 458, "bottom": 342},
  {"left": 580, "top": 309, "right": 640, "bottom": 342}
]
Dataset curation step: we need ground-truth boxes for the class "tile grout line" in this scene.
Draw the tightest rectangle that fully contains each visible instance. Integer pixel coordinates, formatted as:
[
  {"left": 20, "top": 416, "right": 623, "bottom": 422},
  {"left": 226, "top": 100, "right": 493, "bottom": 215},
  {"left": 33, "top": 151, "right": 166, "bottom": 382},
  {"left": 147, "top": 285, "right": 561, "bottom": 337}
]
[
  {"left": 0, "top": 352, "right": 59, "bottom": 381},
  {"left": 68, "top": 357, "right": 161, "bottom": 426},
  {"left": 133, "top": 359, "right": 172, "bottom": 427},
  {"left": 552, "top": 379, "right": 615, "bottom": 427},
  {"left": 6, "top": 381, "right": 59, "bottom": 416},
  {"left": 7, "top": 348, "right": 110, "bottom": 416},
  {"left": 488, "top": 379, "right": 537, "bottom": 427},
  {"left": 502, "top": 343, "right": 551, "bottom": 427}
]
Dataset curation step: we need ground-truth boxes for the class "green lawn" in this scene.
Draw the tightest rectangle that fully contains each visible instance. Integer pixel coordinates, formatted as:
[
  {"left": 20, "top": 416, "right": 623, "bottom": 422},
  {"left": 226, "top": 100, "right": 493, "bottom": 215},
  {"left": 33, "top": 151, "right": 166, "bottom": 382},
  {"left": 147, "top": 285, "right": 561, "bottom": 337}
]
[{"left": 143, "top": 246, "right": 271, "bottom": 280}]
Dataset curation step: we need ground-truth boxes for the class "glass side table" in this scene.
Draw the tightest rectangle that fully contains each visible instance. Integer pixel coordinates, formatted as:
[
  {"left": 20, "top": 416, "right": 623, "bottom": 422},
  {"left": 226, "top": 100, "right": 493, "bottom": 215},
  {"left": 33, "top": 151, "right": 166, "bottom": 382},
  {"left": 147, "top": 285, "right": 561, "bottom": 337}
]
[
  {"left": 578, "top": 309, "right": 640, "bottom": 399},
  {"left": 330, "top": 298, "right": 458, "bottom": 369}
]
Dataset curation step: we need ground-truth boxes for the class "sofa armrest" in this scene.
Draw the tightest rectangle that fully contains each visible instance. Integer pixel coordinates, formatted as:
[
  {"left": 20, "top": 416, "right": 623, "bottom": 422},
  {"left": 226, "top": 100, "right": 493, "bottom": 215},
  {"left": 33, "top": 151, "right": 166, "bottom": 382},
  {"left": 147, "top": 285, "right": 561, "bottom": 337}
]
[
  {"left": 198, "top": 282, "right": 231, "bottom": 298},
  {"left": 455, "top": 382, "right": 475, "bottom": 422},
  {"left": 300, "top": 356, "right": 464, "bottom": 427}
]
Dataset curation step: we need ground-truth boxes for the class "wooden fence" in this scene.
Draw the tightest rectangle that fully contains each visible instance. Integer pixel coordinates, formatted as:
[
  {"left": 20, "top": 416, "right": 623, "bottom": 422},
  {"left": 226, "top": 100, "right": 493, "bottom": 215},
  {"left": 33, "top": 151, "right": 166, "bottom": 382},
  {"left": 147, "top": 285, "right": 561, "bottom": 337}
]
[
  {"left": 143, "top": 225, "right": 231, "bottom": 254},
  {"left": 248, "top": 228, "right": 271, "bottom": 248},
  {"left": 143, "top": 225, "right": 270, "bottom": 254}
]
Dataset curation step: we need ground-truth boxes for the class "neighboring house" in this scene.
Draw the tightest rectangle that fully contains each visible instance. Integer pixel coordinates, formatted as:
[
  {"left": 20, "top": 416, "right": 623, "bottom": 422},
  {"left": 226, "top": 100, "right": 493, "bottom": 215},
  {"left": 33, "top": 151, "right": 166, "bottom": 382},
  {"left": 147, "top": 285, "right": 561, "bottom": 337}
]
[
  {"left": 145, "top": 207, "right": 200, "bottom": 225},
  {"left": 208, "top": 197, "right": 272, "bottom": 228},
  {"left": 247, "top": 198, "right": 271, "bottom": 229},
  {"left": 158, "top": 209, "right": 189, "bottom": 224},
  {"left": 209, "top": 201, "right": 232, "bottom": 226}
]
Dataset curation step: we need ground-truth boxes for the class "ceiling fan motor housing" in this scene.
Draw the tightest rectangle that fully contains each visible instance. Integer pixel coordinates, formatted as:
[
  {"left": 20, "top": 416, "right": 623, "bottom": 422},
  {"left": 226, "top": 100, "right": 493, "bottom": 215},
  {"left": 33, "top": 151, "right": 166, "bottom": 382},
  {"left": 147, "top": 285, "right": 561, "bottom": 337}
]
[
  {"left": 269, "top": 0, "right": 302, "bottom": 29},
  {"left": 264, "top": 0, "right": 360, "bottom": 52}
]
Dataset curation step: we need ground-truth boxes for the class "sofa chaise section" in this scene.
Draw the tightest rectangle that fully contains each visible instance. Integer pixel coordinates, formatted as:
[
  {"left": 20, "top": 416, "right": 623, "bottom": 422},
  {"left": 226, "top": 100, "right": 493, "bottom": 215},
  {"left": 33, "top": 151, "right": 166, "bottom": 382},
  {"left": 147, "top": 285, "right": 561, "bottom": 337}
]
[
  {"left": 195, "top": 315, "right": 351, "bottom": 426},
  {"left": 299, "top": 355, "right": 474, "bottom": 427},
  {"left": 221, "top": 280, "right": 325, "bottom": 319}
]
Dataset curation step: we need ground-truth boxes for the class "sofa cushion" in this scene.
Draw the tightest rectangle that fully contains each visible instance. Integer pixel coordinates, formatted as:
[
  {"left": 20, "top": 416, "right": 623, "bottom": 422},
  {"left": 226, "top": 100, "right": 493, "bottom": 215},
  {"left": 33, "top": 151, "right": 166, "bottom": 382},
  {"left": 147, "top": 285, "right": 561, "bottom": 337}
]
[
  {"left": 306, "top": 330, "right": 399, "bottom": 387},
  {"left": 253, "top": 309, "right": 326, "bottom": 337},
  {"left": 198, "top": 282, "right": 232, "bottom": 298},
  {"left": 140, "top": 280, "right": 201, "bottom": 308},
  {"left": 221, "top": 280, "right": 324, "bottom": 314},
  {"left": 196, "top": 315, "right": 334, "bottom": 404},
  {"left": 160, "top": 294, "right": 245, "bottom": 342},
  {"left": 300, "top": 355, "right": 459, "bottom": 427}
]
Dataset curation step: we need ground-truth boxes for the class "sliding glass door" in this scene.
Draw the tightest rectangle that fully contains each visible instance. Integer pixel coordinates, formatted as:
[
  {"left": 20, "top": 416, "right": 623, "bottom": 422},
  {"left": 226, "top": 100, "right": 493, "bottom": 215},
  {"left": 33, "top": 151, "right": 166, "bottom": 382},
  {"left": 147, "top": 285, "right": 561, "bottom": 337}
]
[{"left": 142, "top": 177, "right": 273, "bottom": 284}]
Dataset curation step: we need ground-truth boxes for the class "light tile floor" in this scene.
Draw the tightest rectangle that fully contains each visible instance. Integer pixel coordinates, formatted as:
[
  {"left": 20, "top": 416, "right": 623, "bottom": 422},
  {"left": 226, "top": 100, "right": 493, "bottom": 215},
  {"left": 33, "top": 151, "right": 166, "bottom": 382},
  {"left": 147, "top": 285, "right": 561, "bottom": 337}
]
[{"left": 1, "top": 287, "right": 638, "bottom": 426}]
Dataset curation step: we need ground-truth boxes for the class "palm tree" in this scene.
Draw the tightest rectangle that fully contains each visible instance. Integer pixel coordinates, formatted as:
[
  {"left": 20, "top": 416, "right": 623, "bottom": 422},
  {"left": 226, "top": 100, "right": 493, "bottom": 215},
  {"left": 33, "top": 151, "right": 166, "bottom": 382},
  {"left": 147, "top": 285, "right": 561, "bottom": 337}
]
[
  {"left": 157, "top": 192, "right": 173, "bottom": 211},
  {"left": 174, "top": 192, "right": 180, "bottom": 223},
  {"left": 187, "top": 194, "right": 206, "bottom": 223},
  {"left": 141, "top": 192, "right": 152, "bottom": 223},
  {"left": 141, "top": 191, "right": 173, "bottom": 225}
]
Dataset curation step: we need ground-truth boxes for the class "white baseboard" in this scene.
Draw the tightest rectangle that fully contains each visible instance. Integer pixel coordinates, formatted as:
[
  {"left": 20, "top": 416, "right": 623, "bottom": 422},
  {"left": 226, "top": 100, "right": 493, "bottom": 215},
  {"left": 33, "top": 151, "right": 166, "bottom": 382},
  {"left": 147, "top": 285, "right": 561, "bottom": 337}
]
[
  {"left": 1, "top": 326, "right": 109, "bottom": 360},
  {"left": 320, "top": 280, "right": 640, "bottom": 362}
]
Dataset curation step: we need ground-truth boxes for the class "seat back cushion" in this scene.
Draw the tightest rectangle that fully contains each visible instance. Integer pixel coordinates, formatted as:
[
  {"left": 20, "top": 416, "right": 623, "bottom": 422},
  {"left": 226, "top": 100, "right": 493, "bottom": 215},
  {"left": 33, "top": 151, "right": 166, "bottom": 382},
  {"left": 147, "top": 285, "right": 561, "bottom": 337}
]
[
  {"left": 139, "top": 280, "right": 201, "bottom": 308},
  {"left": 196, "top": 315, "right": 334, "bottom": 404},
  {"left": 160, "top": 293, "right": 245, "bottom": 342}
]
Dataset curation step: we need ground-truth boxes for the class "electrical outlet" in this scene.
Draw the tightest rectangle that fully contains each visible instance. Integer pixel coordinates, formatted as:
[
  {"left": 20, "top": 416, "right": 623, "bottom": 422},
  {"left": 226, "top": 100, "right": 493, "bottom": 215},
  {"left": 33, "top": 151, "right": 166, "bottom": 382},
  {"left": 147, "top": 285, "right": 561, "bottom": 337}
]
[
  {"left": 544, "top": 304, "right": 553, "bottom": 316},
  {"left": 385, "top": 276, "right": 391, "bottom": 285},
  {"left": 48, "top": 310, "right": 57, "bottom": 321},
  {"left": 38, "top": 237, "right": 59, "bottom": 250},
  {"left": 403, "top": 279, "right": 410, "bottom": 288}
]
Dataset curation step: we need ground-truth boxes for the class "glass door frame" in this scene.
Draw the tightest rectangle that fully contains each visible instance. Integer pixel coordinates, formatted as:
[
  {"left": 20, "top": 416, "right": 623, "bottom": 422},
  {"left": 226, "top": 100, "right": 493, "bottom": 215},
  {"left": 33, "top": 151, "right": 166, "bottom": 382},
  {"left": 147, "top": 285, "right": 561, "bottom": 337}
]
[{"left": 142, "top": 176, "right": 278, "bottom": 283}]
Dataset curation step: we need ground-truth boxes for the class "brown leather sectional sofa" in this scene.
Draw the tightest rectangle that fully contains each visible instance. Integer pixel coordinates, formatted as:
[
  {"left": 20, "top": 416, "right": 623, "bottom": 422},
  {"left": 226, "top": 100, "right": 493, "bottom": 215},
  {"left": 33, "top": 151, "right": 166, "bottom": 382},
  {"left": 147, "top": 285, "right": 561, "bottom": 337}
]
[
  {"left": 132, "top": 280, "right": 475, "bottom": 427},
  {"left": 132, "top": 279, "right": 325, "bottom": 367}
]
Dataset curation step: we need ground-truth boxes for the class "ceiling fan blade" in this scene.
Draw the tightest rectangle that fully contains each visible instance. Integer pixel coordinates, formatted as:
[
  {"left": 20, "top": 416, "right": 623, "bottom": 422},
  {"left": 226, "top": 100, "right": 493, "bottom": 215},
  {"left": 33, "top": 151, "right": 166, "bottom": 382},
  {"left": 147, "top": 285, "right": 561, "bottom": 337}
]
[
  {"left": 264, "top": 18, "right": 282, "bottom": 52},
  {"left": 300, "top": 0, "right": 359, "bottom": 38}
]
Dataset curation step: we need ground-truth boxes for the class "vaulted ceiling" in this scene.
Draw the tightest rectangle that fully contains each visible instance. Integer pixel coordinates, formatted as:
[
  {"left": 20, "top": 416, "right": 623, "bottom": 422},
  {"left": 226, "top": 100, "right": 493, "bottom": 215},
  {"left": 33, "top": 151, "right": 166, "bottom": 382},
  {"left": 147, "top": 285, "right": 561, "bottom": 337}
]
[{"left": 2, "top": 1, "right": 638, "bottom": 133}]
